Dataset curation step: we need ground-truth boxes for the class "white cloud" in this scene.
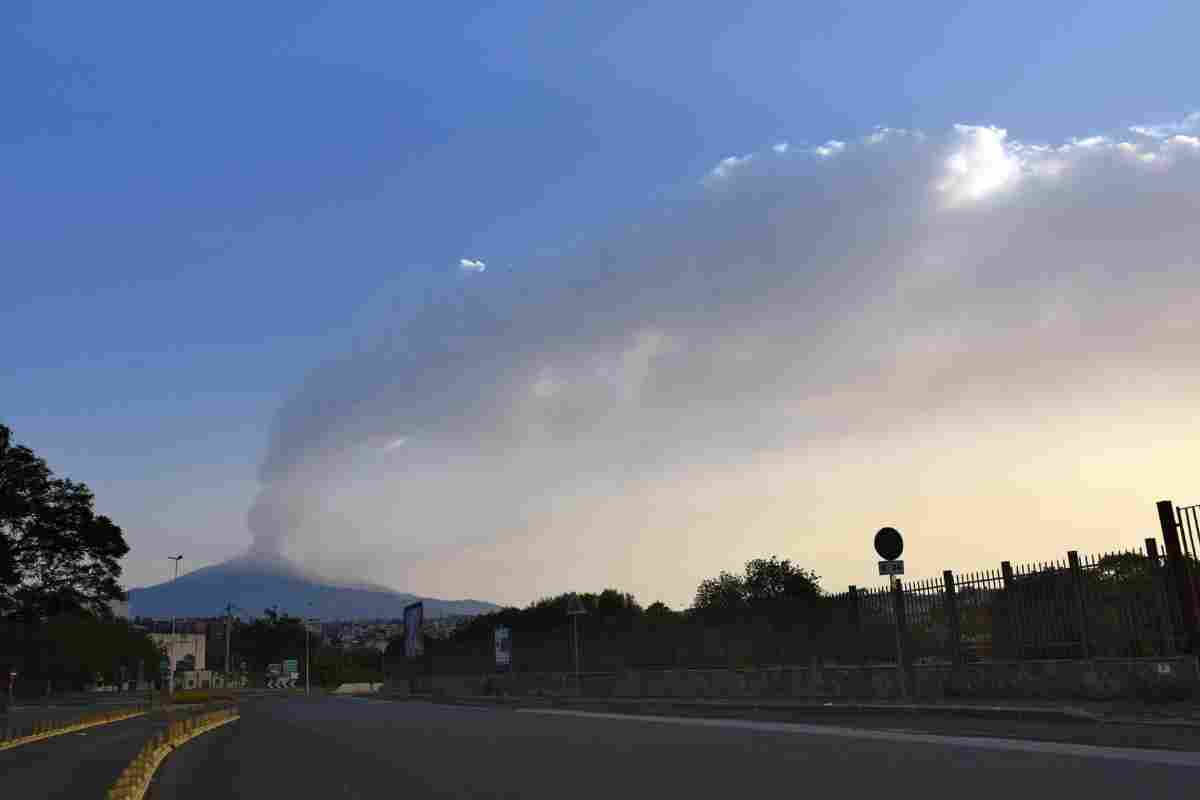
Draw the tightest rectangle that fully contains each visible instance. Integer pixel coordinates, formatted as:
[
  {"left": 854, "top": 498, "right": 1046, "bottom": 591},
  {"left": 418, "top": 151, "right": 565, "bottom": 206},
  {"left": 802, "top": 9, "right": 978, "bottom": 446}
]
[
  {"left": 936, "top": 125, "right": 1021, "bottom": 205},
  {"left": 813, "top": 140, "right": 845, "bottom": 158},
  {"left": 772, "top": 142, "right": 790, "bottom": 154},
  {"left": 706, "top": 154, "right": 754, "bottom": 180},
  {"left": 1130, "top": 111, "right": 1200, "bottom": 139},
  {"left": 254, "top": 113, "right": 1200, "bottom": 605},
  {"left": 459, "top": 258, "right": 487, "bottom": 272},
  {"left": 865, "top": 126, "right": 918, "bottom": 145}
]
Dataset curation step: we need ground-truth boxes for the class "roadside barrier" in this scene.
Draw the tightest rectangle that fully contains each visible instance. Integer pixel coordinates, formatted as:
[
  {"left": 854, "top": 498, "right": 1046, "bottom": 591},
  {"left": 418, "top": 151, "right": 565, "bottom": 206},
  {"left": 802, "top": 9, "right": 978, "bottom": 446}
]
[
  {"left": 105, "top": 702, "right": 239, "bottom": 800},
  {"left": 0, "top": 704, "right": 148, "bottom": 751}
]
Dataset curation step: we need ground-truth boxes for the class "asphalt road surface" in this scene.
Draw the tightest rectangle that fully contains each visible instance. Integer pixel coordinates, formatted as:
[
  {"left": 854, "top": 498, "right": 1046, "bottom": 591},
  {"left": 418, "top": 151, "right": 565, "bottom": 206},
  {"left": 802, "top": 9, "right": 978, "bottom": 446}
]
[
  {"left": 150, "top": 695, "right": 1200, "bottom": 799},
  {"left": 0, "top": 711, "right": 167, "bottom": 800},
  {"left": 3, "top": 693, "right": 154, "bottom": 729}
]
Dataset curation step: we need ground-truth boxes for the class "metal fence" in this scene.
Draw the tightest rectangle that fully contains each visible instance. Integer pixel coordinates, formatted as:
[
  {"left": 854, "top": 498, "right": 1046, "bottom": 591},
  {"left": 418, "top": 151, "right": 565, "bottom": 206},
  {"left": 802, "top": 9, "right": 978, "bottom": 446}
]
[{"left": 415, "top": 500, "right": 1200, "bottom": 675}]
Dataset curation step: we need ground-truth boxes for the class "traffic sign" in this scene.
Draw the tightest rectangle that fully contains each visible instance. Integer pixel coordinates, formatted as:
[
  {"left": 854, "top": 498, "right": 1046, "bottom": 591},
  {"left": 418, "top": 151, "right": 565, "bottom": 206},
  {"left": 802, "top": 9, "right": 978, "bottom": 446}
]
[
  {"left": 878, "top": 560, "right": 905, "bottom": 576},
  {"left": 283, "top": 658, "right": 299, "bottom": 678},
  {"left": 874, "top": 527, "right": 904, "bottom": 561}
]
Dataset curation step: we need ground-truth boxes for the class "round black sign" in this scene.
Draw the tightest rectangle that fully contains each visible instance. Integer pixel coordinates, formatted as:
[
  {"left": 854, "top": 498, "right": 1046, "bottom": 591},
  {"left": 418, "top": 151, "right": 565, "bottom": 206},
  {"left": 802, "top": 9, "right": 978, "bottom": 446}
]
[{"left": 874, "top": 527, "right": 903, "bottom": 561}]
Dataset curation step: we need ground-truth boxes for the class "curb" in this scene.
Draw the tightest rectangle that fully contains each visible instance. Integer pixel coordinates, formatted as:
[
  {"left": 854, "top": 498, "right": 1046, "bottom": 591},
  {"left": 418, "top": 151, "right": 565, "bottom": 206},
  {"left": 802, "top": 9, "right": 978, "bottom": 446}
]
[
  {"left": 106, "top": 706, "right": 240, "bottom": 800},
  {"left": 384, "top": 693, "right": 1120, "bottom": 725}
]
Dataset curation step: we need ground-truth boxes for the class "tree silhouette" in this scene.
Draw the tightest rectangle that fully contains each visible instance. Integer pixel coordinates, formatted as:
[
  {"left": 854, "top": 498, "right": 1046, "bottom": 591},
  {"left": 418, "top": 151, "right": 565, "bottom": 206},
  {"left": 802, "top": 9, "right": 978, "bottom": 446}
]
[{"left": 1, "top": 423, "right": 129, "bottom": 619}]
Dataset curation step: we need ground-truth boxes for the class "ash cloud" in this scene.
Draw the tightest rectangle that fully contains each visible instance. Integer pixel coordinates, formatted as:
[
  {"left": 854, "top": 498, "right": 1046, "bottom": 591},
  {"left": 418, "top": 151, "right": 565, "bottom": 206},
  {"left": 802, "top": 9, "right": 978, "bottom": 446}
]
[{"left": 245, "top": 116, "right": 1200, "bottom": 595}]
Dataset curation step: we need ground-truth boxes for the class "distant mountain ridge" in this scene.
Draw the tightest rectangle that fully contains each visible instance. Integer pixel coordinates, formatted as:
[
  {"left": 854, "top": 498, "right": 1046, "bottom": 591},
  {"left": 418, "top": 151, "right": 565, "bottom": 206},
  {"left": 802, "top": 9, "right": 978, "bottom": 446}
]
[{"left": 125, "top": 555, "right": 499, "bottom": 620}]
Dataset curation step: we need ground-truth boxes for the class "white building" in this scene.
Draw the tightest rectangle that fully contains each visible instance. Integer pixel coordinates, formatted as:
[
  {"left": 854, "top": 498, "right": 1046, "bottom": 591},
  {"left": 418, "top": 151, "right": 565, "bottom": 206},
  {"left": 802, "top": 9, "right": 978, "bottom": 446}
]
[{"left": 149, "top": 633, "right": 207, "bottom": 673}]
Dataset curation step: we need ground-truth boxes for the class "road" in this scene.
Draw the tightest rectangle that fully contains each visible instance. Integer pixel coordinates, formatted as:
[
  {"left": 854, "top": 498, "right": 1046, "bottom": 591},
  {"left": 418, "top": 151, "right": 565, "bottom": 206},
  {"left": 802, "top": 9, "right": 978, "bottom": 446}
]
[
  {"left": 0, "top": 711, "right": 168, "bottom": 800},
  {"left": 150, "top": 695, "right": 1200, "bottom": 799},
  {"left": 4, "top": 692, "right": 155, "bottom": 729}
]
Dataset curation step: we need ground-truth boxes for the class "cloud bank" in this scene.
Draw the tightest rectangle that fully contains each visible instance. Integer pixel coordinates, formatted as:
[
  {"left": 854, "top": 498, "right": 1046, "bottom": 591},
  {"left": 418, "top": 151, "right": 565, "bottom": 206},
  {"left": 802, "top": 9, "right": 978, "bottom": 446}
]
[{"left": 247, "top": 115, "right": 1200, "bottom": 604}]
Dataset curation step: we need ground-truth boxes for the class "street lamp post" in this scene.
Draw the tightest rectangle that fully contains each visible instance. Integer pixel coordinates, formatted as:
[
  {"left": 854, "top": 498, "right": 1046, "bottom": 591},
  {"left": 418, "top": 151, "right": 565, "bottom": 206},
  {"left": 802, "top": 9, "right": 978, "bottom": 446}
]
[
  {"left": 305, "top": 601, "right": 315, "bottom": 696},
  {"left": 223, "top": 603, "right": 245, "bottom": 689},
  {"left": 167, "top": 555, "right": 183, "bottom": 695}
]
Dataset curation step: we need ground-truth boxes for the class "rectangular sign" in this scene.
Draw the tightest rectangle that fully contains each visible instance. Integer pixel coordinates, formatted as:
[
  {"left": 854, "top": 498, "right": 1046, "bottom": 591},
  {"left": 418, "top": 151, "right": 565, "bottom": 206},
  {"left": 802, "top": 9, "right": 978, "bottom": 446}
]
[
  {"left": 878, "top": 560, "right": 905, "bottom": 576},
  {"left": 494, "top": 625, "right": 512, "bottom": 670},
  {"left": 403, "top": 602, "right": 424, "bottom": 659},
  {"left": 283, "top": 658, "right": 298, "bottom": 676}
]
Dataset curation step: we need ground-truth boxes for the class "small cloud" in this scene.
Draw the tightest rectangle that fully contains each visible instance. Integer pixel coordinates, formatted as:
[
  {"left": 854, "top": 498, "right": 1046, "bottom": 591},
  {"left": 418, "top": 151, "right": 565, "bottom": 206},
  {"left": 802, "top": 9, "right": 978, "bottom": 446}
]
[
  {"left": 459, "top": 258, "right": 487, "bottom": 273},
  {"left": 383, "top": 437, "right": 408, "bottom": 450},
  {"left": 1168, "top": 134, "right": 1200, "bottom": 149},
  {"left": 1129, "top": 112, "right": 1200, "bottom": 140},
  {"left": 772, "top": 142, "right": 790, "bottom": 154},
  {"left": 813, "top": 140, "right": 846, "bottom": 158},
  {"left": 706, "top": 154, "right": 754, "bottom": 181}
]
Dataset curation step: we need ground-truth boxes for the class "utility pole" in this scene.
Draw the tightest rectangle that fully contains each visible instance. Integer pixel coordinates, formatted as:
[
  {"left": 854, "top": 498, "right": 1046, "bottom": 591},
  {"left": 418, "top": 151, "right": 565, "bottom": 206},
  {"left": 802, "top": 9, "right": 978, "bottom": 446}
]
[
  {"left": 225, "top": 603, "right": 233, "bottom": 688},
  {"left": 305, "top": 601, "right": 314, "bottom": 696},
  {"left": 167, "top": 555, "right": 183, "bottom": 696}
]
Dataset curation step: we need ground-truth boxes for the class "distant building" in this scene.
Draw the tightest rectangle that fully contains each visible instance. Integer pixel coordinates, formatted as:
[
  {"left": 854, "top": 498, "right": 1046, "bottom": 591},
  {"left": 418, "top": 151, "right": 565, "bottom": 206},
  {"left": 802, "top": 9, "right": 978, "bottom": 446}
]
[{"left": 149, "top": 633, "right": 207, "bottom": 673}]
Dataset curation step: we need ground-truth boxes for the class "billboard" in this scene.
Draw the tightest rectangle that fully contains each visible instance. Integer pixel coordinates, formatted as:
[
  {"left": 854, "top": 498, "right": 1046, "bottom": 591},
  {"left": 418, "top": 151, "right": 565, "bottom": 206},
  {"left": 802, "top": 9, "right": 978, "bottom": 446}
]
[
  {"left": 494, "top": 625, "right": 511, "bottom": 671},
  {"left": 403, "top": 602, "right": 424, "bottom": 659}
]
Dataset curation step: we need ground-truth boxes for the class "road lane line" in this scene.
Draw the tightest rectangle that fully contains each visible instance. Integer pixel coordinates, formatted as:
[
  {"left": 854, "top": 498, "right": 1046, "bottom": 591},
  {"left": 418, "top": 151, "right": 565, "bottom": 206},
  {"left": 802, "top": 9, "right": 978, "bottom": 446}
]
[{"left": 516, "top": 708, "right": 1200, "bottom": 768}]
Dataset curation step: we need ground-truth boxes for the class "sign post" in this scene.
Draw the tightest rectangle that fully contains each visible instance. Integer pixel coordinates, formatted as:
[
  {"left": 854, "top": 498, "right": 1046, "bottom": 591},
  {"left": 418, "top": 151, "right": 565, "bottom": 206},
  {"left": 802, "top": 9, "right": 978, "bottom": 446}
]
[
  {"left": 494, "top": 625, "right": 512, "bottom": 673},
  {"left": 283, "top": 658, "right": 299, "bottom": 690},
  {"left": 566, "top": 594, "right": 586, "bottom": 693},
  {"left": 874, "top": 526, "right": 909, "bottom": 700}
]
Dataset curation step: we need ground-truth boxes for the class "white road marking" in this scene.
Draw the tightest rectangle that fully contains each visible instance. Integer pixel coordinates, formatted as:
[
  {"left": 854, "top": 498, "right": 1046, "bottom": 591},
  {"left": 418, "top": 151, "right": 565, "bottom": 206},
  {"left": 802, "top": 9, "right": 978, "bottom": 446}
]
[
  {"left": 442, "top": 704, "right": 494, "bottom": 712},
  {"left": 516, "top": 708, "right": 1200, "bottom": 768}
]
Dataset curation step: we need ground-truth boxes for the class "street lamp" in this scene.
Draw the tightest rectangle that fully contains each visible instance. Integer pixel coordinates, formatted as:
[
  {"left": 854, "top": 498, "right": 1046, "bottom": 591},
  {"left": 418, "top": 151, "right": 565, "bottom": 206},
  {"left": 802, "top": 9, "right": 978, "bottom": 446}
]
[
  {"left": 223, "top": 603, "right": 247, "bottom": 689},
  {"left": 305, "top": 601, "right": 316, "bottom": 696},
  {"left": 167, "top": 555, "right": 183, "bottom": 695}
]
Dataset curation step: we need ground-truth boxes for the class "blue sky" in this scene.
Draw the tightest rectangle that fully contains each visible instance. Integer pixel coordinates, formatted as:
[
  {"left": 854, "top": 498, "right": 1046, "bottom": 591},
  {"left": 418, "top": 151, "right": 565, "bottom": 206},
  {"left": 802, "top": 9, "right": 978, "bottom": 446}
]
[{"left": 3, "top": 2, "right": 1199, "bottom": 605}]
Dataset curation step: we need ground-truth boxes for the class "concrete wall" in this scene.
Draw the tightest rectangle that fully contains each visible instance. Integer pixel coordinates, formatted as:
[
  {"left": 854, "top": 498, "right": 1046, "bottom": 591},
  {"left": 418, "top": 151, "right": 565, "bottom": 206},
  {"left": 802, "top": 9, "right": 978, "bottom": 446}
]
[
  {"left": 333, "top": 682, "right": 384, "bottom": 695},
  {"left": 429, "top": 656, "right": 1200, "bottom": 703}
]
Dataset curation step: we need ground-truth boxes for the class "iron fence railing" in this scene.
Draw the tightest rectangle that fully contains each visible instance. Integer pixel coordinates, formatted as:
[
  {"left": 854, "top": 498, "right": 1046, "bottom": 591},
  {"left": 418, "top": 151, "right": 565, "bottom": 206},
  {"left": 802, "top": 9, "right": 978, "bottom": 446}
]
[{"left": 413, "top": 501, "right": 1200, "bottom": 675}]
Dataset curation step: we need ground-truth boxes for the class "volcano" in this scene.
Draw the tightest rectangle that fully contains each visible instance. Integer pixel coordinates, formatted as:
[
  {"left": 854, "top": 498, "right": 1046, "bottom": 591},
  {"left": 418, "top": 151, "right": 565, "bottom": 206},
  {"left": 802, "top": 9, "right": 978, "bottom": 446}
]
[{"left": 125, "top": 555, "right": 500, "bottom": 620}]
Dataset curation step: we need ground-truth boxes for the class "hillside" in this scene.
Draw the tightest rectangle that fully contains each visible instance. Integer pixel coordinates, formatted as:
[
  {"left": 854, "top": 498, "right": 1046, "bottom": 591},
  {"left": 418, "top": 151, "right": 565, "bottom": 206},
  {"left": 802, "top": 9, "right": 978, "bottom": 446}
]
[{"left": 125, "top": 555, "right": 499, "bottom": 620}]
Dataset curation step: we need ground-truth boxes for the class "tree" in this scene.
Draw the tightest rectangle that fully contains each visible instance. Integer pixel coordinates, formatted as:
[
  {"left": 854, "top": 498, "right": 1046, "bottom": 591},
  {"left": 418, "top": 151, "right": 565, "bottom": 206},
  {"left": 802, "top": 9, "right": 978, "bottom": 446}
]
[
  {"left": 693, "top": 571, "right": 747, "bottom": 614},
  {"left": 645, "top": 601, "right": 675, "bottom": 618},
  {"left": 692, "top": 556, "right": 823, "bottom": 617},
  {"left": 235, "top": 608, "right": 311, "bottom": 675},
  {"left": 743, "top": 557, "right": 821, "bottom": 608},
  {"left": 1, "top": 424, "right": 129, "bottom": 619}
]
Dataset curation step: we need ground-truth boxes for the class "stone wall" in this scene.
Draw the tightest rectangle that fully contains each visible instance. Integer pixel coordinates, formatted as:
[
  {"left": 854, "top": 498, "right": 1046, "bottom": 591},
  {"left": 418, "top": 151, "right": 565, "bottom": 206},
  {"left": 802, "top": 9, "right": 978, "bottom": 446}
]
[{"left": 424, "top": 656, "right": 1200, "bottom": 703}]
